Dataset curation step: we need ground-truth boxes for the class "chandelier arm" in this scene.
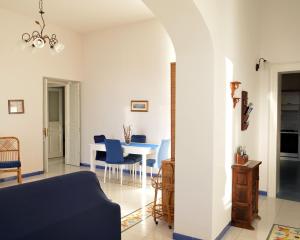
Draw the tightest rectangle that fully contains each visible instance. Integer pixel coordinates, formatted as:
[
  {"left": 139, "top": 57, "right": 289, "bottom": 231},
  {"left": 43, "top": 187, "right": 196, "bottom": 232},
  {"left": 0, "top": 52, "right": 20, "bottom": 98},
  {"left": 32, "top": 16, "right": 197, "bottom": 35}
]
[
  {"left": 43, "top": 35, "right": 50, "bottom": 43},
  {"left": 32, "top": 31, "right": 41, "bottom": 40},
  {"left": 22, "top": 33, "right": 32, "bottom": 42},
  {"left": 39, "top": 10, "right": 46, "bottom": 37}
]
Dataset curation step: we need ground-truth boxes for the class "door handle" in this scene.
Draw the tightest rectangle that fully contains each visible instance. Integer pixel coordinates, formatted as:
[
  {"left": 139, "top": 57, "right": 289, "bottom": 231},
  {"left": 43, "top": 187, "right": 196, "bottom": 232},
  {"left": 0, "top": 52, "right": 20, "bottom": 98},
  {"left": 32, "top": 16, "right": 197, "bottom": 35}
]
[{"left": 43, "top": 128, "right": 48, "bottom": 137}]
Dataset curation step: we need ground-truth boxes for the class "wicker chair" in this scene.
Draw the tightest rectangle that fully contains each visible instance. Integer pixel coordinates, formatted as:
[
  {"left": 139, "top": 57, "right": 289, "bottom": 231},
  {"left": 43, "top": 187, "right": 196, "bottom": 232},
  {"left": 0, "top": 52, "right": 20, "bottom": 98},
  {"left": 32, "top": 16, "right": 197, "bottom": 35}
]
[
  {"left": 0, "top": 137, "right": 22, "bottom": 183},
  {"left": 151, "top": 161, "right": 174, "bottom": 229}
]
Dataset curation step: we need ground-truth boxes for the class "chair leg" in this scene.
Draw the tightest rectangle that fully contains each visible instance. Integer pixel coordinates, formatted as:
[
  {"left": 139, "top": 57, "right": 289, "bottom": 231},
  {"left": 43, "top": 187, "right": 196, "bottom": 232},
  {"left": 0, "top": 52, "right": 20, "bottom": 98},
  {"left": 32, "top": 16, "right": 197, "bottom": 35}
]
[
  {"left": 104, "top": 164, "right": 107, "bottom": 183},
  {"left": 109, "top": 164, "right": 111, "bottom": 180},
  {"left": 120, "top": 165, "right": 123, "bottom": 185},
  {"left": 17, "top": 168, "right": 22, "bottom": 184},
  {"left": 153, "top": 184, "right": 159, "bottom": 224},
  {"left": 139, "top": 165, "right": 142, "bottom": 182},
  {"left": 132, "top": 165, "right": 135, "bottom": 179},
  {"left": 134, "top": 164, "right": 137, "bottom": 180}
]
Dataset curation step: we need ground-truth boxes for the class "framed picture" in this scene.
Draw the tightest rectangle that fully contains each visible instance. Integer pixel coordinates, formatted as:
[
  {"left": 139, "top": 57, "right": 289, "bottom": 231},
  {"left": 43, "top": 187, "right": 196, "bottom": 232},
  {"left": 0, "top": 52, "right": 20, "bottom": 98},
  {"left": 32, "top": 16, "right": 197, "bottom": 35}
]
[
  {"left": 8, "top": 100, "right": 25, "bottom": 114},
  {"left": 131, "top": 100, "right": 149, "bottom": 112}
]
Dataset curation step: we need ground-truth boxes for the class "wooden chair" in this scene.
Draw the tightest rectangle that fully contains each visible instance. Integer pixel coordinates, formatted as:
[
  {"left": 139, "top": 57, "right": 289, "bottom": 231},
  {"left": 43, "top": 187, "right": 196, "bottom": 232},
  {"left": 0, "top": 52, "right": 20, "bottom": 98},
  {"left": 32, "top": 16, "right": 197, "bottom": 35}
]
[{"left": 0, "top": 137, "right": 22, "bottom": 183}]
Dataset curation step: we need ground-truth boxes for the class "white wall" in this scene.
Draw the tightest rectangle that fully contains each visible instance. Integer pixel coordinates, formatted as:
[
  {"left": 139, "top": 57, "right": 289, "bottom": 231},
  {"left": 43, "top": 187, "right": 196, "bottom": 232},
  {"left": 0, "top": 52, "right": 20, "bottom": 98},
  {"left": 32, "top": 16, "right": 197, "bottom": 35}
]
[
  {"left": 81, "top": 19, "right": 175, "bottom": 165},
  {"left": 0, "top": 8, "right": 83, "bottom": 177}
]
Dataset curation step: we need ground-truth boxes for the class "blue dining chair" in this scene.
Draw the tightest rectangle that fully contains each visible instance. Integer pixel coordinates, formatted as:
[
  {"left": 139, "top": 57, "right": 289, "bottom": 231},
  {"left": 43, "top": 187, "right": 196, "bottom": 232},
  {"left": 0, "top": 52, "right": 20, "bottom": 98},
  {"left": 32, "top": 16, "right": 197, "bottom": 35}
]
[
  {"left": 104, "top": 139, "right": 141, "bottom": 185},
  {"left": 140, "top": 139, "right": 170, "bottom": 177},
  {"left": 94, "top": 135, "right": 106, "bottom": 161},
  {"left": 127, "top": 135, "right": 146, "bottom": 161},
  {"left": 131, "top": 135, "right": 146, "bottom": 143},
  {"left": 129, "top": 135, "right": 146, "bottom": 177}
]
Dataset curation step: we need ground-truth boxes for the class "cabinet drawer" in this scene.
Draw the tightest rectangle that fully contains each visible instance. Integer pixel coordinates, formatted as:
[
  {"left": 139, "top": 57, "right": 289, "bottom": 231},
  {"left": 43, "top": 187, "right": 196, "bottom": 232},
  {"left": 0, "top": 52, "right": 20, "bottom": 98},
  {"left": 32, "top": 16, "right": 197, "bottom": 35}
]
[
  {"left": 232, "top": 206, "right": 250, "bottom": 223},
  {"left": 234, "top": 185, "right": 249, "bottom": 203}
]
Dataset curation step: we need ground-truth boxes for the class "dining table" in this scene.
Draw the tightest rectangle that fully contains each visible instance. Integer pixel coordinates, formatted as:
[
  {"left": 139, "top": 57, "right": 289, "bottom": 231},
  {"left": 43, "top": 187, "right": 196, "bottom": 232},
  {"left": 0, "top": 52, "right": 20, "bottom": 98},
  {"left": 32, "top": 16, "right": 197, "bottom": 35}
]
[{"left": 90, "top": 142, "right": 159, "bottom": 188}]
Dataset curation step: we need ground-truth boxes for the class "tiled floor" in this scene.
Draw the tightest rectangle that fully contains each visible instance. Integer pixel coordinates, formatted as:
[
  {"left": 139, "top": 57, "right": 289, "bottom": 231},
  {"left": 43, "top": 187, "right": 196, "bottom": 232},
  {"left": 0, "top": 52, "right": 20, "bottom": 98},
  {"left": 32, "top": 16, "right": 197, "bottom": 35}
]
[
  {"left": 1, "top": 158, "right": 300, "bottom": 240},
  {"left": 277, "top": 160, "right": 300, "bottom": 202}
]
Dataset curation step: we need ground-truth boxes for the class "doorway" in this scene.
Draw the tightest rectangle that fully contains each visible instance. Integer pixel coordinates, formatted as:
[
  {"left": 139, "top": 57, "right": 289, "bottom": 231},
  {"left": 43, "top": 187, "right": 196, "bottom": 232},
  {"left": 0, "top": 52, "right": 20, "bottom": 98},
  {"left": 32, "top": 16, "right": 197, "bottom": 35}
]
[
  {"left": 277, "top": 73, "right": 300, "bottom": 201},
  {"left": 48, "top": 87, "right": 65, "bottom": 162},
  {"left": 43, "top": 78, "right": 81, "bottom": 172}
]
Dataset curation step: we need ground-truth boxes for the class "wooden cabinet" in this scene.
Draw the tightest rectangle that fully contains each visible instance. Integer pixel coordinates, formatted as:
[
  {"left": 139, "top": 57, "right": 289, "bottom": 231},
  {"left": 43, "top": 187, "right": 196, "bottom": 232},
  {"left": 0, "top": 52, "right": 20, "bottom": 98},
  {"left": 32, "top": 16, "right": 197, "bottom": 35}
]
[{"left": 231, "top": 160, "right": 261, "bottom": 230}]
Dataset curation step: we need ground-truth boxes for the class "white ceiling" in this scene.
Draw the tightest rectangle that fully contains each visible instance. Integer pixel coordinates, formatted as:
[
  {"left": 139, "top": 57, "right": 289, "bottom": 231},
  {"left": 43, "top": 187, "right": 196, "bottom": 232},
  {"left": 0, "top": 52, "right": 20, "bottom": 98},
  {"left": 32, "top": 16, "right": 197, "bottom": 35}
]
[{"left": 0, "top": 0, "right": 154, "bottom": 33}]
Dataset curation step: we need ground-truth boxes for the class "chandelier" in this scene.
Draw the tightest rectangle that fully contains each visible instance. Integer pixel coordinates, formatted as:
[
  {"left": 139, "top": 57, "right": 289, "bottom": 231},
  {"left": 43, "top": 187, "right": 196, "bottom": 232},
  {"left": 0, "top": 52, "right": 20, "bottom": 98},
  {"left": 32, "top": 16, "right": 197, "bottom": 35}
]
[{"left": 21, "top": 0, "right": 64, "bottom": 53}]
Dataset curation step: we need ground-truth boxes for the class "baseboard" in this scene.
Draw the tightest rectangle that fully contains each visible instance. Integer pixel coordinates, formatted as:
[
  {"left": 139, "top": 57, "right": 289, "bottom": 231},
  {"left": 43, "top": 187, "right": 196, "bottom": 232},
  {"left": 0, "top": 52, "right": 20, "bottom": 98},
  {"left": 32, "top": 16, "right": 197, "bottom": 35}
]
[
  {"left": 80, "top": 162, "right": 105, "bottom": 170},
  {"left": 215, "top": 222, "right": 231, "bottom": 240},
  {"left": 259, "top": 190, "right": 268, "bottom": 196},
  {"left": 80, "top": 162, "right": 158, "bottom": 177},
  {"left": 0, "top": 171, "right": 44, "bottom": 183},
  {"left": 173, "top": 222, "right": 231, "bottom": 240},
  {"left": 173, "top": 233, "right": 202, "bottom": 240}
]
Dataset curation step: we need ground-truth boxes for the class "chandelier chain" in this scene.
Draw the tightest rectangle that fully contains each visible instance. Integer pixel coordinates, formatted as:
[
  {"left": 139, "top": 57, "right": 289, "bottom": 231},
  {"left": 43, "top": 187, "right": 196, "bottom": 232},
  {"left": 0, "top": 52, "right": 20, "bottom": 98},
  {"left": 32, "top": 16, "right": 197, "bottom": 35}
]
[{"left": 39, "top": 0, "right": 44, "bottom": 13}]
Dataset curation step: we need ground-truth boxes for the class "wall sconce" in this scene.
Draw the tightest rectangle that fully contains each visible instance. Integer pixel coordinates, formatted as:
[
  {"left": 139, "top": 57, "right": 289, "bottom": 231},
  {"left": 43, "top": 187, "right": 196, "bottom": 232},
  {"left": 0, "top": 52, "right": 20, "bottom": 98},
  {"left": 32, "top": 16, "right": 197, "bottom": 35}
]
[
  {"left": 230, "top": 81, "right": 241, "bottom": 108},
  {"left": 255, "top": 58, "right": 267, "bottom": 71}
]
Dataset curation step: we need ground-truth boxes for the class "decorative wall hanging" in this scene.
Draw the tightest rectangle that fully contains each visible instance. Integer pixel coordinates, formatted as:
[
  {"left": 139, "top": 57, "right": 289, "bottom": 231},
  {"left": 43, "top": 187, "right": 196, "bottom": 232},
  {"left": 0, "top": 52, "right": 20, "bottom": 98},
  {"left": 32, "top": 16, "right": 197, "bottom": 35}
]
[
  {"left": 241, "top": 91, "right": 254, "bottom": 131},
  {"left": 8, "top": 100, "right": 25, "bottom": 114},
  {"left": 131, "top": 100, "right": 149, "bottom": 112},
  {"left": 21, "top": 0, "right": 64, "bottom": 53},
  {"left": 230, "top": 81, "right": 241, "bottom": 108}
]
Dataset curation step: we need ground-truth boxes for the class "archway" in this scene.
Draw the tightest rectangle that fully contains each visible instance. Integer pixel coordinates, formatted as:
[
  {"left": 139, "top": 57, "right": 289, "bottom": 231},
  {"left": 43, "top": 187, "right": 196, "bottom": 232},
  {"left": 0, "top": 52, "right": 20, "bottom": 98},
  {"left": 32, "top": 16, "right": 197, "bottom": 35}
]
[{"left": 142, "top": 0, "right": 215, "bottom": 239}]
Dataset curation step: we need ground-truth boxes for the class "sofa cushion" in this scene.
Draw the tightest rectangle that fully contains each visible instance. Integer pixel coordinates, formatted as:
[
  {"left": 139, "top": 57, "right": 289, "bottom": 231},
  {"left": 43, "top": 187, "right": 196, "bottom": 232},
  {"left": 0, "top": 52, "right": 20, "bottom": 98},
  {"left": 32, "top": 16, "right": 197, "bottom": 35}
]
[{"left": 0, "top": 160, "right": 21, "bottom": 168}]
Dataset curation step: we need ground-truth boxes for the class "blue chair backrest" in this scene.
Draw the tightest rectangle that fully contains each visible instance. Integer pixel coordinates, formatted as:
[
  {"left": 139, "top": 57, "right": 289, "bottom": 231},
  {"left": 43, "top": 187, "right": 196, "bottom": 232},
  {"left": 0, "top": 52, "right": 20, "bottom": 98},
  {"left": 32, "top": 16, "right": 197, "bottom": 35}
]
[
  {"left": 94, "top": 135, "right": 106, "bottom": 143},
  {"left": 157, "top": 139, "right": 171, "bottom": 168},
  {"left": 105, "top": 139, "right": 124, "bottom": 164},
  {"left": 131, "top": 135, "right": 146, "bottom": 143}
]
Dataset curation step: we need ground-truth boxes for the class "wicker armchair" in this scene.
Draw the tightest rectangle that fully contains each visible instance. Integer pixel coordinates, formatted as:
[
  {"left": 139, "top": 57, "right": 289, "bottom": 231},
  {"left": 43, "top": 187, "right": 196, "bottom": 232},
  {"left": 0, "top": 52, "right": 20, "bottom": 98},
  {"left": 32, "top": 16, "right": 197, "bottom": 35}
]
[
  {"left": 151, "top": 160, "right": 174, "bottom": 229},
  {"left": 0, "top": 137, "right": 22, "bottom": 183}
]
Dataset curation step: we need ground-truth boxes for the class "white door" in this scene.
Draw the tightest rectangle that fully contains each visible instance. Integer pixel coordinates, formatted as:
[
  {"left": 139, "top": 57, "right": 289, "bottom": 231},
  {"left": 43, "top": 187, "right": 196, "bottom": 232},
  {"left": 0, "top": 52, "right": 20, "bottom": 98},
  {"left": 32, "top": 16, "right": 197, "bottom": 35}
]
[
  {"left": 48, "top": 88, "right": 64, "bottom": 159},
  {"left": 65, "top": 82, "right": 81, "bottom": 166}
]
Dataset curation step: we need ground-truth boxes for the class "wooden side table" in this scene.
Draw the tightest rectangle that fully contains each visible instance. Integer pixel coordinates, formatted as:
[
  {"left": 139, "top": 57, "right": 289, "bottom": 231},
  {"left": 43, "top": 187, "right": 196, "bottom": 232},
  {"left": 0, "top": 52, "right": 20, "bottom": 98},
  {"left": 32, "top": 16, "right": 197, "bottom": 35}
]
[{"left": 231, "top": 160, "right": 262, "bottom": 230}]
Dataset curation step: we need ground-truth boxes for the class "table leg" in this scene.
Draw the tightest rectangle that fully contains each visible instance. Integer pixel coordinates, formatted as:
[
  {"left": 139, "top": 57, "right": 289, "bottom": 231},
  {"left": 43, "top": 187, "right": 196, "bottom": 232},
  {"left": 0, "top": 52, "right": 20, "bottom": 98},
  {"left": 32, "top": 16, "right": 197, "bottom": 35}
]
[
  {"left": 90, "top": 147, "right": 95, "bottom": 172},
  {"left": 142, "top": 154, "right": 147, "bottom": 189}
]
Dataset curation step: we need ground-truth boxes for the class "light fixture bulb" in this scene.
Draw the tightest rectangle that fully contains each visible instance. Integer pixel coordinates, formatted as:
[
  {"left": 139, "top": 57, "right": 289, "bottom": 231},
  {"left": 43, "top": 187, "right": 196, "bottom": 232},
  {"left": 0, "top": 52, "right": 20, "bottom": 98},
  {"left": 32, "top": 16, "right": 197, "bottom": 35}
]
[
  {"left": 33, "top": 37, "right": 45, "bottom": 48},
  {"left": 54, "top": 43, "right": 65, "bottom": 53}
]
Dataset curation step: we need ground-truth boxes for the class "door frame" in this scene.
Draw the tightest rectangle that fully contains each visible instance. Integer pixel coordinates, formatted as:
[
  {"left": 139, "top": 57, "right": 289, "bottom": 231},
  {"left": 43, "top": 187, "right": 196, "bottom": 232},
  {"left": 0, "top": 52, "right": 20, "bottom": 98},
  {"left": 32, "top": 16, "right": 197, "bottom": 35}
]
[
  {"left": 171, "top": 62, "right": 176, "bottom": 161},
  {"left": 268, "top": 62, "right": 300, "bottom": 197},
  {"left": 43, "top": 77, "right": 81, "bottom": 172}
]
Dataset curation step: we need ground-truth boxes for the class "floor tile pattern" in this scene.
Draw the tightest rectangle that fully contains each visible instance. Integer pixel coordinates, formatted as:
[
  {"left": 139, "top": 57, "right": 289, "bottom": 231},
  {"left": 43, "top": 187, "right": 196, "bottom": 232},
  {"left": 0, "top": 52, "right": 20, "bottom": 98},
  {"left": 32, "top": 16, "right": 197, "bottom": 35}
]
[
  {"left": 122, "top": 202, "right": 154, "bottom": 232},
  {"left": 267, "top": 224, "right": 300, "bottom": 240}
]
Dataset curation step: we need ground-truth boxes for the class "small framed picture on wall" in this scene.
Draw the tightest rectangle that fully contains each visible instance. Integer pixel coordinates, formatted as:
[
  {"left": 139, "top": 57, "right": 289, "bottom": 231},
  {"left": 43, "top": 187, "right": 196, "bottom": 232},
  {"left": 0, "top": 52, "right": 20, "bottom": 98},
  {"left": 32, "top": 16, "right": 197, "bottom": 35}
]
[
  {"left": 8, "top": 100, "right": 25, "bottom": 114},
  {"left": 131, "top": 100, "right": 149, "bottom": 112}
]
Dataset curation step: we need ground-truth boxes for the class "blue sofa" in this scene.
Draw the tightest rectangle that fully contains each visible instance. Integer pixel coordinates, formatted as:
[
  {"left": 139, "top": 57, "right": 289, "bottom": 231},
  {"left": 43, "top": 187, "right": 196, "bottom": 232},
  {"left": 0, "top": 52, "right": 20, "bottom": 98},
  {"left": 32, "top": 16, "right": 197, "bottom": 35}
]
[{"left": 0, "top": 171, "right": 121, "bottom": 240}]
